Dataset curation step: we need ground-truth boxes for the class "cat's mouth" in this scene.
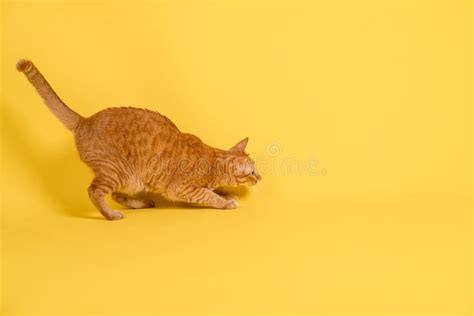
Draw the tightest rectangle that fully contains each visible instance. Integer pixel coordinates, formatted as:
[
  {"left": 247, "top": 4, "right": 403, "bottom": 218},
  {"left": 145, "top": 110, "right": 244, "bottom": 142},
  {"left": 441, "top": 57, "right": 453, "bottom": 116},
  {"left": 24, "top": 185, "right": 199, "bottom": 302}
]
[{"left": 248, "top": 174, "right": 261, "bottom": 186}]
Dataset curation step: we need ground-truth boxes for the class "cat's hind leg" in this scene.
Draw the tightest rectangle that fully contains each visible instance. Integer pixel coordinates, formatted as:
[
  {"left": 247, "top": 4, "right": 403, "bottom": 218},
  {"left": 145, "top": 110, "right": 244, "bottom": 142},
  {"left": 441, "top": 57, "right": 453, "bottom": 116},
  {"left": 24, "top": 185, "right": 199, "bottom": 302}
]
[
  {"left": 88, "top": 177, "right": 123, "bottom": 220},
  {"left": 112, "top": 192, "right": 155, "bottom": 209}
]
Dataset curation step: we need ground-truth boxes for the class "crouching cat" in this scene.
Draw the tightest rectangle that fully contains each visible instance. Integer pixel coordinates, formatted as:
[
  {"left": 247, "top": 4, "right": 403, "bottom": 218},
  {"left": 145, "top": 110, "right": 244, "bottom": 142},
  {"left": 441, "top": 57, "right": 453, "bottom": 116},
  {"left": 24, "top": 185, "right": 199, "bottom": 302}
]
[{"left": 17, "top": 59, "right": 261, "bottom": 220}]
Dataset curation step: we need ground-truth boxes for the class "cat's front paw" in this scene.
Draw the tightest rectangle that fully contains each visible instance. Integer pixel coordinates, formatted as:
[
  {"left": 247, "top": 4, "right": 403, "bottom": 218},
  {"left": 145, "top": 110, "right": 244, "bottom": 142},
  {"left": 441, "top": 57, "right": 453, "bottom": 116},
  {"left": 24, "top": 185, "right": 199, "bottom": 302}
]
[
  {"left": 143, "top": 199, "right": 155, "bottom": 208},
  {"left": 221, "top": 193, "right": 238, "bottom": 201},
  {"left": 223, "top": 199, "right": 239, "bottom": 209},
  {"left": 107, "top": 210, "right": 125, "bottom": 220}
]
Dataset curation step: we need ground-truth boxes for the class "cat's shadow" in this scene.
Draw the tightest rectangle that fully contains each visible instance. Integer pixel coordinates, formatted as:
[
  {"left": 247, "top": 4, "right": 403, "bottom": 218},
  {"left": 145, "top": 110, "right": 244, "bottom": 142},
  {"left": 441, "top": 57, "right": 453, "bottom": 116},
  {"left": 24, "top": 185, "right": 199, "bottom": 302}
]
[
  {"left": 3, "top": 106, "right": 250, "bottom": 220},
  {"left": 136, "top": 186, "right": 250, "bottom": 210},
  {"left": 3, "top": 106, "right": 96, "bottom": 219}
]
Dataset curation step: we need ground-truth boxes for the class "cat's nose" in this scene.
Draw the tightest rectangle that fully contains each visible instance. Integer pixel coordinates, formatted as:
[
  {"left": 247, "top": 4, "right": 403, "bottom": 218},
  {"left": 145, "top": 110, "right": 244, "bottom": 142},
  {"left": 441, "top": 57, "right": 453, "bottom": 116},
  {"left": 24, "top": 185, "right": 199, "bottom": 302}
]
[{"left": 256, "top": 173, "right": 261, "bottom": 181}]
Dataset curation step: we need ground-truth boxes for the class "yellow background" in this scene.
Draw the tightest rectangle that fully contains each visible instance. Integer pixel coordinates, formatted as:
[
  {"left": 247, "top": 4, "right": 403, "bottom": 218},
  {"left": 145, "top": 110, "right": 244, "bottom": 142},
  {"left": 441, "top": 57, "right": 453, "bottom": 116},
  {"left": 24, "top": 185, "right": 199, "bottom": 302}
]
[{"left": 1, "top": 0, "right": 472, "bottom": 315}]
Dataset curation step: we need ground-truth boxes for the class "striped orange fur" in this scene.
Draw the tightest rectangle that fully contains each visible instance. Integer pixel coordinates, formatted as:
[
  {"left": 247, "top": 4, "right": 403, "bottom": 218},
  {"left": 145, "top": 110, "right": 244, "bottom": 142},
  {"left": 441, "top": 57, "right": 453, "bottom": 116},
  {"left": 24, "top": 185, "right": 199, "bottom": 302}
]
[{"left": 17, "top": 59, "right": 261, "bottom": 220}]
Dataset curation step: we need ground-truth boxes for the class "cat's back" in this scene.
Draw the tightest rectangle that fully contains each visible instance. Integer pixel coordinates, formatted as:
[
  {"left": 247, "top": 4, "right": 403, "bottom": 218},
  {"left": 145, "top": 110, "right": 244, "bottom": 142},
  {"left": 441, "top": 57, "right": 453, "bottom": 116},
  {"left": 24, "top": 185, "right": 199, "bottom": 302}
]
[
  {"left": 75, "top": 106, "right": 181, "bottom": 157},
  {"left": 85, "top": 106, "right": 178, "bottom": 132},
  {"left": 76, "top": 106, "right": 178, "bottom": 137}
]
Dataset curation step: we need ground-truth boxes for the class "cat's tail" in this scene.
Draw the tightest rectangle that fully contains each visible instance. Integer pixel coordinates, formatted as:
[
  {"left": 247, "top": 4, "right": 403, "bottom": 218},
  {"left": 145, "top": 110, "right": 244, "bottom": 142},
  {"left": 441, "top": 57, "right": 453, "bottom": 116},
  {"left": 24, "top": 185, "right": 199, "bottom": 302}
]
[{"left": 16, "top": 59, "right": 83, "bottom": 131}]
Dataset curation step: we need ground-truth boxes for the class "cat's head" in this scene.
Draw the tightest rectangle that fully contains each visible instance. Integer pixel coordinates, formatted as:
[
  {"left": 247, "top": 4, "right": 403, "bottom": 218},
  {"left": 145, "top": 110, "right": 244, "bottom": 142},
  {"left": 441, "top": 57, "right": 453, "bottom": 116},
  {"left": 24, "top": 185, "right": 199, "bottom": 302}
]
[{"left": 229, "top": 137, "right": 261, "bottom": 186}]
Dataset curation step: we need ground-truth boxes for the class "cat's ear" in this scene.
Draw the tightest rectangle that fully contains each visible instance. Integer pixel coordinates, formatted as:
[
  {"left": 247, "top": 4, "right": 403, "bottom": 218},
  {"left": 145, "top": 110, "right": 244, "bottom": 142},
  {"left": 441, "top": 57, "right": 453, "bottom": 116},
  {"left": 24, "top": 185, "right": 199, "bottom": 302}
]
[{"left": 230, "top": 137, "right": 249, "bottom": 153}]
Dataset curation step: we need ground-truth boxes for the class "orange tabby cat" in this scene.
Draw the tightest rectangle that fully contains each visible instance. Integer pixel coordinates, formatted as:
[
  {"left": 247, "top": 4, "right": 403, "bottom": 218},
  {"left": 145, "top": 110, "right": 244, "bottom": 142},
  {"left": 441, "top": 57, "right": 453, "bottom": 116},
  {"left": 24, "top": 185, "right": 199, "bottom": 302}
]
[{"left": 17, "top": 59, "right": 261, "bottom": 220}]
